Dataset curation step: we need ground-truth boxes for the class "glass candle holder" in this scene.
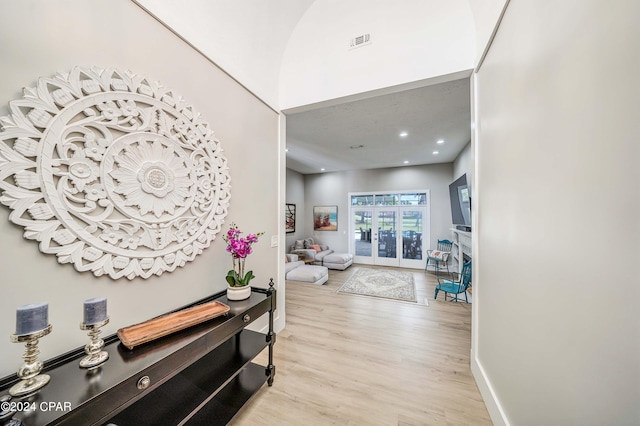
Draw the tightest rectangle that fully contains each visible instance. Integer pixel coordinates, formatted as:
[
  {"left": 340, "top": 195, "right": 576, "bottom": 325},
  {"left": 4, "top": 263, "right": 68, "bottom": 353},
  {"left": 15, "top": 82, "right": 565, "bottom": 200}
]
[
  {"left": 9, "top": 324, "right": 52, "bottom": 397},
  {"left": 79, "top": 317, "right": 109, "bottom": 369}
]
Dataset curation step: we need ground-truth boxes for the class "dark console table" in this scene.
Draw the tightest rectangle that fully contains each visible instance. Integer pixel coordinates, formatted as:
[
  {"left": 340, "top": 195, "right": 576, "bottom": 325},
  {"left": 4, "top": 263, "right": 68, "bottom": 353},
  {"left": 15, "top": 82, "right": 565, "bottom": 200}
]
[{"left": 0, "top": 284, "right": 276, "bottom": 425}]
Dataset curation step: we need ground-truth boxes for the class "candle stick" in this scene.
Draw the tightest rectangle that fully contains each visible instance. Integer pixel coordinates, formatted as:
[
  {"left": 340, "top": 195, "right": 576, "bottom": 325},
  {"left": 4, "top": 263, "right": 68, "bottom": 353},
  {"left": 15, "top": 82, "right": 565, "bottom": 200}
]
[
  {"left": 15, "top": 302, "right": 48, "bottom": 336},
  {"left": 80, "top": 297, "right": 109, "bottom": 369},
  {"left": 83, "top": 297, "right": 107, "bottom": 325},
  {"left": 9, "top": 325, "right": 52, "bottom": 396}
]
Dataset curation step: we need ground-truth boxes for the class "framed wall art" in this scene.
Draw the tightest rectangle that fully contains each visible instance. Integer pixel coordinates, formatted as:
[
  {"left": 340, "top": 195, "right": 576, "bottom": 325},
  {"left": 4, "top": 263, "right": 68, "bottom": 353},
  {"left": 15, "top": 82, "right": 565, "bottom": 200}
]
[
  {"left": 285, "top": 203, "right": 296, "bottom": 233},
  {"left": 313, "top": 206, "right": 338, "bottom": 231},
  {"left": 0, "top": 66, "right": 231, "bottom": 280}
]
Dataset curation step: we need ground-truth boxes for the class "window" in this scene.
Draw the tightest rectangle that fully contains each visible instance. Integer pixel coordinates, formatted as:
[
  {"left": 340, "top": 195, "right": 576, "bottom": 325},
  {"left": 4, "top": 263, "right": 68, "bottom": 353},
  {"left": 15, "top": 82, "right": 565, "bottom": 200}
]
[
  {"left": 350, "top": 193, "right": 427, "bottom": 207},
  {"left": 399, "top": 193, "right": 427, "bottom": 205},
  {"left": 375, "top": 194, "right": 398, "bottom": 206},
  {"left": 350, "top": 195, "right": 374, "bottom": 206}
]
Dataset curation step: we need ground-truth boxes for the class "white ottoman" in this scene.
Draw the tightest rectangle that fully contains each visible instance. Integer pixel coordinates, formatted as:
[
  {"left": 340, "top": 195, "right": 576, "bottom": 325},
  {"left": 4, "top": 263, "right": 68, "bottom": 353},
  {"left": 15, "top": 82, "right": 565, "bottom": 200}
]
[
  {"left": 323, "top": 253, "right": 353, "bottom": 270},
  {"left": 286, "top": 264, "right": 329, "bottom": 285}
]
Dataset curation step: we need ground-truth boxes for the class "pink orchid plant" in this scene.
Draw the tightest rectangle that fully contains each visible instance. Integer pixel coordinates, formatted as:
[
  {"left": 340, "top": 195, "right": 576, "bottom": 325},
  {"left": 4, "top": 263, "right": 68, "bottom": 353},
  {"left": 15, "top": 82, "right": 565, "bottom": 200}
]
[{"left": 223, "top": 223, "right": 264, "bottom": 287}]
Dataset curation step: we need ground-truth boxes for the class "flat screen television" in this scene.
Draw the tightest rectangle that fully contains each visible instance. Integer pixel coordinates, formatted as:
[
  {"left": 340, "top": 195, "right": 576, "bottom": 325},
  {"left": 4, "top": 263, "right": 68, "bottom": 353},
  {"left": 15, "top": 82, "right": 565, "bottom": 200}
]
[{"left": 449, "top": 173, "right": 471, "bottom": 231}]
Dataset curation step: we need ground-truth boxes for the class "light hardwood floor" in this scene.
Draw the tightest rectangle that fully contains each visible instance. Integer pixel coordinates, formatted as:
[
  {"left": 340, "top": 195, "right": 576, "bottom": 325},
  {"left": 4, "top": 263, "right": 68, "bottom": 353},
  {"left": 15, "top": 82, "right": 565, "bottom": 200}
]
[{"left": 230, "top": 265, "right": 492, "bottom": 425}]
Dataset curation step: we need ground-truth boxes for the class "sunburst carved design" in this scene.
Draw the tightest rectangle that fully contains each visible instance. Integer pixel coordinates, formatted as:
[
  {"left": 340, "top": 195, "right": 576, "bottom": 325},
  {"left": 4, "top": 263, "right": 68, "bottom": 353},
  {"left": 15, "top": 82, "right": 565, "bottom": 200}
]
[{"left": 0, "top": 66, "right": 231, "bottom": 279}]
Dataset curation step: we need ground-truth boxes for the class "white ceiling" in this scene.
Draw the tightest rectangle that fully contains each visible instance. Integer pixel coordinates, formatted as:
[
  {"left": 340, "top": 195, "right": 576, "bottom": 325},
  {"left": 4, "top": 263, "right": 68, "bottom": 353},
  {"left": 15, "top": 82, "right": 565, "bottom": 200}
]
[
  {"left": 135, "top": 0, "right": 316, "bottom": 105},
  {"left": 285, "top": 76, "right": 472, "bottom": 175},
  {"left": 135, "top": 1, "right": 478, "bottom": 176}
]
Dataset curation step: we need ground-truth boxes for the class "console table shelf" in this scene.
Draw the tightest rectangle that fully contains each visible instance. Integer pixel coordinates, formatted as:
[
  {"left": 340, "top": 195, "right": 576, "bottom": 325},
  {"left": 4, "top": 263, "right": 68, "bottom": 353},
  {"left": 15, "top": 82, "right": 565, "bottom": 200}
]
[{"left": 0, "top": 286, "right": 276, "bottom": 426}]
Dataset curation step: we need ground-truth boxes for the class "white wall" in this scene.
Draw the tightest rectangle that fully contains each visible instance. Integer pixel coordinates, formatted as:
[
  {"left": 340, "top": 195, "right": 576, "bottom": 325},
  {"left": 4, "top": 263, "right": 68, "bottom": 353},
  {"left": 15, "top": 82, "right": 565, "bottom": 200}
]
[
  {"left": 0, "top": 0, "right": 280, "bottom": 378},
  {"left": 474, "top": 0, "right": 640, "bottom": 424},
  {"left": 134, "top": 0, "right": 314, "bottom": 109},
  {"left": 279, "top": 0, "right": 476, "bottom": 109},
  {"left": 301, "top": 164, "right": 453, "bottom": 253},
  {"left": 467, "top": 0, "right": 508, "bottom": 66},
  {"left": 285, "top": 168, "right": 306, "bottom": 250},
  {"left": 453, "top": 141, "right": 472, "bottom": 182}
]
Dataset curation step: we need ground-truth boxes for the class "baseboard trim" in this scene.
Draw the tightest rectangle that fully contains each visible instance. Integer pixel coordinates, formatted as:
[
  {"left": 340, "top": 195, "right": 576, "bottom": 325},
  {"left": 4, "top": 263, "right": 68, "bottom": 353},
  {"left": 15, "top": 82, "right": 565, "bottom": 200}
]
[{"left": 471, "top": 352, "right": 510, "bottom": 426}]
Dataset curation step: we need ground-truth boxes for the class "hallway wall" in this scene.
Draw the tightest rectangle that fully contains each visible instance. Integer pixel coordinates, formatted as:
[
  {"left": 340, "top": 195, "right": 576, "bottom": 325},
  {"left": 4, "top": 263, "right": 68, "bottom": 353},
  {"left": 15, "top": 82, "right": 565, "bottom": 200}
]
[
  {"left": 0, "top": 0, "right": 280, "bottom": 377},
  {"left": 299, "top": 163, "right": 454, "bottom": 254},
  {"left": 473, "top": 0, "right": 640, "bottom": 424}
]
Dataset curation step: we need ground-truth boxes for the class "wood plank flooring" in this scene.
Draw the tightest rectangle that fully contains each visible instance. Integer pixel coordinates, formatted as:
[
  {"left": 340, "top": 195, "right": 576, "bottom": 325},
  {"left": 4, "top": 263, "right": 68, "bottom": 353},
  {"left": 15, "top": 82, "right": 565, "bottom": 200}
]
[{"left": 230, "top": 265, "right": 492, "bottom": 425}]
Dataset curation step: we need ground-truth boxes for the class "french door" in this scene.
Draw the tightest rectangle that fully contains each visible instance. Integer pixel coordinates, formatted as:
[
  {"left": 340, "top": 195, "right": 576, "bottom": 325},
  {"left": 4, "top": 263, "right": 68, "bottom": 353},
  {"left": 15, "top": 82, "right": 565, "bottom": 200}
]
[
  {"left": 351, "top": 192, "right": 428, "bottom": 268},
  {"left": 373, "top": 208, "right": 398, "bottom": 266}
]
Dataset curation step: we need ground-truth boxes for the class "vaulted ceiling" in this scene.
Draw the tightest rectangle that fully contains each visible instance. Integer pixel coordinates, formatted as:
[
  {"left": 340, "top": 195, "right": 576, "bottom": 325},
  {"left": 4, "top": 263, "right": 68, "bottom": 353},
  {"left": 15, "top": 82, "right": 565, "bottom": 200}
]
[{"left": 136, "top": 0, "right": 490, "bottom": 175}]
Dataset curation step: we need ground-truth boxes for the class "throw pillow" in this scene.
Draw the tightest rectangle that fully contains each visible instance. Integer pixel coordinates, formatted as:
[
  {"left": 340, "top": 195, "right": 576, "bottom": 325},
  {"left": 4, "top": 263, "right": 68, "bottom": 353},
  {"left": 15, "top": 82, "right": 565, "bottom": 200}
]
[
  {"left": 285, "top": 255, "right": 289, "bottom": 263},
  {"left": 303, "top": 238, "right": 314, "bottom": 248},
  {"left": 309, "top": 244, "right": 322, "bottom": 252},
  {"left": 430, "top": 250, "right": 450, "bottom": 261},
  {"left": 294, "top": 240, "right": 304, "bottom": 249}
]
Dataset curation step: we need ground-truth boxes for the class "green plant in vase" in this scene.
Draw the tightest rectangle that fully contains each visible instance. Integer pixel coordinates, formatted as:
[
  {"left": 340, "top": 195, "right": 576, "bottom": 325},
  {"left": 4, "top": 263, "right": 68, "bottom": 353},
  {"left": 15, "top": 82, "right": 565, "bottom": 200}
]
[{"left": 223, "top": 223, "right": 264, "bottom": 288}]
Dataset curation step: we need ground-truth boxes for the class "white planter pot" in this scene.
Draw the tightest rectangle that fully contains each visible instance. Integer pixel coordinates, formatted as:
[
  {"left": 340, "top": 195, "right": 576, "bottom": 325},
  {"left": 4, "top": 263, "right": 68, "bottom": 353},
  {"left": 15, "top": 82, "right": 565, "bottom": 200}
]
[{"left": 226, "top": 285, "right": 251, "bottom": 301}]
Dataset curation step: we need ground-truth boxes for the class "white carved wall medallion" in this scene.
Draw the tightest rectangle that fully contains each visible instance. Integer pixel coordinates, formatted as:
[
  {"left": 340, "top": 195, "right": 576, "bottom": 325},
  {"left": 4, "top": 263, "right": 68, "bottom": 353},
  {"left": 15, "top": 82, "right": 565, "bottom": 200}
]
[{"left": 0, "top": 67, "right": 231, "bottom": 279}]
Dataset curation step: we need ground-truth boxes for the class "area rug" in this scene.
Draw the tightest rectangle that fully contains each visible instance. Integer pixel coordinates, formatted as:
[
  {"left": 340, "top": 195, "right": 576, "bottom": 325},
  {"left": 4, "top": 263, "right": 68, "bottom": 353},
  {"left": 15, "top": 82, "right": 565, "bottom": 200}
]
[{"left": 337, "top": 268, "right": 417, "bottom": 303}]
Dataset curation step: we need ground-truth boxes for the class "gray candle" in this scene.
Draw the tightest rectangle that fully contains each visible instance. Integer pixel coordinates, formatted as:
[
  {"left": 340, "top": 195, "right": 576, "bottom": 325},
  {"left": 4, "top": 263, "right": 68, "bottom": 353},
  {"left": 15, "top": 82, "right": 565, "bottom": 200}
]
[
  {"left": 15, "top": 302, "right": 49, "bottom": 335},
  {"left": 83, "top": 297, "right": 107, "bottom": 325}
]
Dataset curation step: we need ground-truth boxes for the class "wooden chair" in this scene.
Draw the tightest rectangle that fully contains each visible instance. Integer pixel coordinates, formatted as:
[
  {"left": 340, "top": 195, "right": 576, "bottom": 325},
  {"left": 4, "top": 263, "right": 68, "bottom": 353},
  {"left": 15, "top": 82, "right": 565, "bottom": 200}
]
[
  {"left": 425, "top": 239, "right": 453, "bottom": 275},
  {"left": 434, "top": 261, "right": 472, "bottom": 302}
]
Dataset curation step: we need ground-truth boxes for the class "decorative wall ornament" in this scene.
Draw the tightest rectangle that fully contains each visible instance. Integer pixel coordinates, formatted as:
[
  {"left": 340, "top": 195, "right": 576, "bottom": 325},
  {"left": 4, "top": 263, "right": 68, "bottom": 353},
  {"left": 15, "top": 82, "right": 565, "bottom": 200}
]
[
  {"left": 0, "top": 66, "right": 231, "bottom": 279},
  {"left": 285, "top": 203, "right": 295, "bottom": 233}
]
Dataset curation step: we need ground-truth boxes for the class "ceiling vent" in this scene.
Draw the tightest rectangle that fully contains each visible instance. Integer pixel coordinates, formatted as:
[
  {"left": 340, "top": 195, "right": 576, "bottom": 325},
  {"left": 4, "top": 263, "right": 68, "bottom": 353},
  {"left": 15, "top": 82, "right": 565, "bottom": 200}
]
[{"left": 349, "top": 33, "right": 371, "bottom": 49}]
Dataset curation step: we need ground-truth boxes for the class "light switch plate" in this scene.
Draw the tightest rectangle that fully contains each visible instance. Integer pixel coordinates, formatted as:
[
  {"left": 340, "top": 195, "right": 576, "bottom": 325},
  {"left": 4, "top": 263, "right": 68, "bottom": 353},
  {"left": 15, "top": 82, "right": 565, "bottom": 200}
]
[{"left": 271, "top": 235, "right": 278, "bottom": 247}]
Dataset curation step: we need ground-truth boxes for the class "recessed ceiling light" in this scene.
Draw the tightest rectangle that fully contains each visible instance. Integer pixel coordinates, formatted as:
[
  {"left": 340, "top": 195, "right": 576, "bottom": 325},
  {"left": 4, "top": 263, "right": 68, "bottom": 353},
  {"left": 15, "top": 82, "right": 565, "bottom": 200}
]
[
  {"left": 285, "top": 148, "right": 289, "bottom": 152},
  {"left": 437, "top": 139, "right": 444, "bottom": 144},
  {"left": 403, "top": 160, "right": 409, "bottom": 164},
  {"left": 399, "top": 132, "right": 408, "bottom": 138},
  {"left": 432, "top": 151, "right": 439, "bottom": 155},
  {"left": 320, "top": 168, "right": 325, "bottom": 171}
]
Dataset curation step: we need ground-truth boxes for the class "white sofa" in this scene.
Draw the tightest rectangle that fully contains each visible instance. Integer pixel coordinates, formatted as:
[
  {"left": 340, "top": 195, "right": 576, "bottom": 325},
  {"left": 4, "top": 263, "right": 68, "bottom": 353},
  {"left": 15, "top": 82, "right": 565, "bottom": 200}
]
[
  {"left": 289, "top": 238, "right": 334, "bottom": 263},
  {"left": 290, "top": 238, "right": 353, "bottom": 270},
  {"left": 285, "top": 254, "right": 328, "bottom": 285}
]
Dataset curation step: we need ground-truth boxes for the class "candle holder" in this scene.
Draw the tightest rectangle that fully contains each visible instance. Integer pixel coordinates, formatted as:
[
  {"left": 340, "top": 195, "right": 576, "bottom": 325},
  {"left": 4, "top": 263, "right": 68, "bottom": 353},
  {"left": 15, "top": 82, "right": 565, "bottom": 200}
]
[
  {"left": 9, "top": 324, "right": 52, "bottom": 397},
  {"left": 79, "top": 317, "right": 109, "bottom": 369}
]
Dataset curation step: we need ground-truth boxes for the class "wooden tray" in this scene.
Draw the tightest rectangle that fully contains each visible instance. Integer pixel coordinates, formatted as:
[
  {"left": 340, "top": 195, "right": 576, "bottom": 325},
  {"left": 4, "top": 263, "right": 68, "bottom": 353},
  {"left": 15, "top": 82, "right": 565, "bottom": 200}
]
[{"left": 117, "top": 301, "right": 230, "bottom": 350}]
